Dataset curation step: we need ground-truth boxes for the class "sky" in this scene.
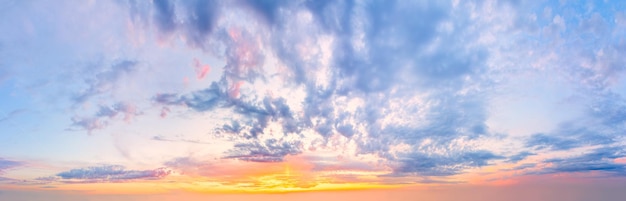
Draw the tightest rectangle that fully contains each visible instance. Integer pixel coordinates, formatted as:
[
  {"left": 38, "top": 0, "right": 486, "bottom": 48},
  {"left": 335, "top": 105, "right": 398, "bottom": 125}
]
[{"left": 1, "top": 0, "right": 626, "bottom": 200}]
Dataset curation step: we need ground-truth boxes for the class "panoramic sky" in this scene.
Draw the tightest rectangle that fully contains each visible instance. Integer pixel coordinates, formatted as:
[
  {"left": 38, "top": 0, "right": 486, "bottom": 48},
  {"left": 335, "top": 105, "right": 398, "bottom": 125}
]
[{"left": 1, "top": 0, "right": 626, "bottom": 200}]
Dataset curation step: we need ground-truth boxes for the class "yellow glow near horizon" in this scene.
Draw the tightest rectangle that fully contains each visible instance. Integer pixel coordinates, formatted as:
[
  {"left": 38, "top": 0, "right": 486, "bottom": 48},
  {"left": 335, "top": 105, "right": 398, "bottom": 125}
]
[{"left": 180, "top": 162, "right": 399, "bottom": 194}]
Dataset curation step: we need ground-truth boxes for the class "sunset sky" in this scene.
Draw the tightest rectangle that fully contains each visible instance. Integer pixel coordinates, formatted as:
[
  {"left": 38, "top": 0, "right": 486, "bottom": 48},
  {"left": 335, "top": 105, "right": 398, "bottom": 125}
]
[{"left": 1, "top": 0, "right": 626, "bottom": 200}]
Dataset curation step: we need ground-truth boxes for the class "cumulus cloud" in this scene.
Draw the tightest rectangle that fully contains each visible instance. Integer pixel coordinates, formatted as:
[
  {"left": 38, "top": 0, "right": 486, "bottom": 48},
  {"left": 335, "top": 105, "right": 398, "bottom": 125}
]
[
  {"left": 112, "top": 0, "right": 626, "bottom": 181},
  {"left": 51, "top": 165, "right": 170, "bottom": 183},
  {"left": 2, "top": 0, "right": 626, "bottom": 189},
  {"left": 136, "top": 0, "right": 504, "bottom": 178}
]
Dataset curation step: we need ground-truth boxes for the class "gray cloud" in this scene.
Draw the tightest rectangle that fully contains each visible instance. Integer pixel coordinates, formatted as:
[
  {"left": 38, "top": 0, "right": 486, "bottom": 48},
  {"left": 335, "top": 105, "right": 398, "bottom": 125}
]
[
  {"left": 0, "top": 158, "right": 22, "bottom": 174},
  {"left": 142, "top": 0, "right": 499, "bottom": 177},
  {"left": 70, "top": 102, "right": 141, "bottom": 133},
  {"left": 536, "top": 146, "right": 626, "bottom": 176},
  {"left": 393, "top": 150, "right": 503, "bottom": 176},
  {"left": 145, "top": 0, "right": 222, "bottom": 48},
  {"left": 152, "top": 0, "right": 177, "bottom": 34},
  {"left": 508, "top": 151, "right": 535, "bottom": 163},
  {"left": 53, "top": 165, "right": 170, "bottom": 183},
  {"left": 512, "top": 163, "right": 536, "bottom": 170},
  {"left": 182, "top": 0, "right": 220, "bottom": 48},
  {"left": 239, "top": 0, "right": 290, "bottom": 26},
  {"left": 525, "top": 92, "right": 626, "bottom": 151},
  {"left": 73, "top": 60, "right": 138, "bottom": 104},
  {"left": 224, "top": 139, "right": 302, "bottom": 162}
]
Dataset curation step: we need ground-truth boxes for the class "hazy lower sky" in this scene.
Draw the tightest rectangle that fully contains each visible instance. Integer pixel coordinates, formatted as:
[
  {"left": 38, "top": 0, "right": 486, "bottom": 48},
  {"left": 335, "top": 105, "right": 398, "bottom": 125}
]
[{"left": 1, "top": 0, "right": 626, "bottom": 200}]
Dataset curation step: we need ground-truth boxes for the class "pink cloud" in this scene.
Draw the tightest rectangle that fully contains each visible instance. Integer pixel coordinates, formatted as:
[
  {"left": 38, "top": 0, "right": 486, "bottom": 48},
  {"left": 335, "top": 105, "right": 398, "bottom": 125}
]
[
  {"left": 229, "top": 81, "right": 244, "bottom": 98},
  {"left": 160, "top": 106, "right": 170, "bottom": 118},
  {"left": 193, "top": 58, "right": 211, "bottom": 80}
]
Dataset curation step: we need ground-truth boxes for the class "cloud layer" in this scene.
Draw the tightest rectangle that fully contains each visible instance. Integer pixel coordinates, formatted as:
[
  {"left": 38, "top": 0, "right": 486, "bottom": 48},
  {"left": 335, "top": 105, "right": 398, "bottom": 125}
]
[
  {"left": 47, "top": 165, "right": 171, "bottom": 183},
  {"left": 1, "top": 0, "right": 626, "bottom": 190}
]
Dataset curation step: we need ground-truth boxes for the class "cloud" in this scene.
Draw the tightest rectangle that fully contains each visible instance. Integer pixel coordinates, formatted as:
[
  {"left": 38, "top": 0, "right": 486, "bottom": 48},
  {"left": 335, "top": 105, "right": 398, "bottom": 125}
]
[
  {"left": 151, "top": 135, "right": 211, "bottom": 144},
  {"left": 512, "top": 163, "right": 536, "bottom": 170},
  {"left": 579, "top": 13, "right": 608, "bottom": 36},
  {"left": 0, "top": 109, "right": 26, "bottom": 123},
  {"left": 0, "top": 158, "right": 22, "bottom": 174},
  {"left": 224, "top": 139, "right": 302, "bottom": 162},
  {"left": 144, "top": 0, "right": 221, "bottom": 48},
  {"left": 53, "top": 165, "right": 170, "bottom": 183},
  {"left": 138, "top": 0, "right": 502, "bottom": 179},
  {"left": 193, "top": 58, "right": 211, "bottom": 80},
  {"left": 152, "top": 0, "right": 177, "bottom": 34},
  {"left": 536, "top": 146, "right": 626, "bottom": 176},
  {"left": 115, "top": 0, "right": 617, "bottom": 181},
  {"left": 239, "top": 0, "right": 289, "bottom": 26},
  {"left": 508, "top": 151, "right": 535, "bottom": 163},
  {"left": 70, "top": 102, "right": 142, "bottom": 132},
  {"left": 525, "top": 92, "right": 626, "bottom": 151},
  {"left": 73, "top": 60, "right": 138, "bottom": 104},
  {"left": 181, "top": 0, "right": 220, "bottom": 48},
  {"left": 394, "top": 150, "right": 502, "bottom": 176},
  {"left": 155, "top": 82, "right": 226, "bottom": 112}
]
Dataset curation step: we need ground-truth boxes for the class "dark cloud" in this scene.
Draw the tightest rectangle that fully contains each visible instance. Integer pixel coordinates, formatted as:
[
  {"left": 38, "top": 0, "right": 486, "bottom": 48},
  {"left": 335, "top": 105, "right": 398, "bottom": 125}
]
[
  {"left": 54, "top": 165, "right": 170, "bottom": 182},
  {"left": 142, "top": 0, "right": 221, "bottom": 48},
  {"left": 239, "top": 0, "right": 289, "bottom": 26},
  {"left": 536, "top": 147, "right": 626, "bottom": 176},
  {"left": 152, "top": 0, "right": 177, "bottom": 33},
  {"left": 182, "top": 0, "right": 220, "bottom": 48},
  {"left": 508, "top": 151, "right": 535, "bottom": 163},
  {"left": 526, "top": 133, "right": 581, "bottom": 151},
  {"left": 155, "top": 82, "right": 226, "bottom": 112}
]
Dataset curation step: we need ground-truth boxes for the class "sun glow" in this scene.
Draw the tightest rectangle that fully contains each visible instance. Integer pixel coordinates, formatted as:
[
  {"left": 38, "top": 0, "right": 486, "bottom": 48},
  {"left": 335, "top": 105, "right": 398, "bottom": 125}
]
[{"left": 175, "top": 159, "right": 400, "bottom": 194}]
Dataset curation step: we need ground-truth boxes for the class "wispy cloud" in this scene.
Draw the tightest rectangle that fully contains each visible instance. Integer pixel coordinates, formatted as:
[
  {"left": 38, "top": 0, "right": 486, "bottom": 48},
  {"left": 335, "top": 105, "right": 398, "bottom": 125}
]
[
  {"left": 73, "top": 60, "right": 138, "bottom": 104},
  {"left": 0, "top": 158, "right": 22, "bottom": 174},
  {"left": 535, "top": 146, "right": 626, "bottom": 177},
  {"left": 0, "top": 109, "right": 26, "bottom": 123},
  {"left": 48, "top": 165, "right": 170, "bottom": 183},
  {"left": 70, "top": 102, "right": 142, "bottom": 132}
]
